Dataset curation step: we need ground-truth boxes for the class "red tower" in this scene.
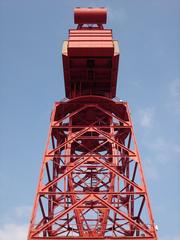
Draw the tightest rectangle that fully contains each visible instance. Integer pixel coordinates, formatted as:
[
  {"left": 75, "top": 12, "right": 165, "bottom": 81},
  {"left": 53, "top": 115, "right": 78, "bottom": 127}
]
[{"left": 28, "top": 8, "right": 158, "bottom": 239}]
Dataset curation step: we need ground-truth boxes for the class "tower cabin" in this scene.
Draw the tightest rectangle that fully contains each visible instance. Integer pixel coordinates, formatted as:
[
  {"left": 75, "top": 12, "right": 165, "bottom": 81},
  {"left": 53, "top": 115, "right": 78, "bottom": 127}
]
[{"left": 62, "top": 7, "right": 119, "bottom": 99}]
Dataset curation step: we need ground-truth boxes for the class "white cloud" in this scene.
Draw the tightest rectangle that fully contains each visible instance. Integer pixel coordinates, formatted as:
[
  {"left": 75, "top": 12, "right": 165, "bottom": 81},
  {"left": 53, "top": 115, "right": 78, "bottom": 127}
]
[
  {"left": 148, "top": 137, "right": 165, "bottom": 151},
  {"left": 170, "top": 79, "right": 180, "bottom": 98},
  {"left": 167, "top": 79, "right": 180, "bottom": 113},
  {"left": 0, "top": 205, "right": 32, "bottom": 240},
  {"left": 167, "top": 99, "right": 180, "bottom": 113},
  {"left": 174, "top": 145, "right": 180, "bottom": 153},
  {"left": 138, "top": 107, "right": 154, "bottom": 128},
  {"left": 141, "top": 136, "right": 180, "bottom": 181},
  {"left": 15, "top": 205, "right": 32, "bottom": 219},
  {"left": 146, "top": 137, "right": 180, "bottom": 160},
  {"left": 143, "top": 158, "right": 158, "bottom": 181},
  {"left": 174, "top": 236, "right": 180, "bottom": 240},
  {"left": 0, "top": 223, "right": 28, "bottom": 240}
]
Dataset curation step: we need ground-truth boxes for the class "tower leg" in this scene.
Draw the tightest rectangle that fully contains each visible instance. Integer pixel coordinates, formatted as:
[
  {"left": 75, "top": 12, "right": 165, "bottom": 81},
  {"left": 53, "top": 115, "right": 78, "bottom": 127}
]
[{"left": 28, "top": 97, "right": 157, "bottom": 240}]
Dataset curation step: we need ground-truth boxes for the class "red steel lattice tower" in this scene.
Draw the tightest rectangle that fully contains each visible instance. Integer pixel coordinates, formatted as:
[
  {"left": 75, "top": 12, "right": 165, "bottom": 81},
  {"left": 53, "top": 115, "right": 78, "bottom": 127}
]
[{"left": 28, "top": 8, "right": 158, "bottom": 240}]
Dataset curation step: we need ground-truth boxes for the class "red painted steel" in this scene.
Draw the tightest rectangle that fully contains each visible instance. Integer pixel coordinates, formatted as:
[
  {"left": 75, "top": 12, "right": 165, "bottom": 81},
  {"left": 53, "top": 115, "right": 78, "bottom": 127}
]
[
  {"left": 74, "top": 8, "right": 107, "bottom": 25},
  {"left": 28, "top": 7, "right": 157, "bottom": 240},
  {"left": 62, "top": 7, "right": 119, "bottom": 99}
]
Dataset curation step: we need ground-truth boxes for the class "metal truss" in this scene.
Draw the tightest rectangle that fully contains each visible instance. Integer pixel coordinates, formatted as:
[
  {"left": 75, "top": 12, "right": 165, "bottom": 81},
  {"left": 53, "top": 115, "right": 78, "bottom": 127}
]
[{"left": 28, "top": 96, "right": 157, "bottom": 239}]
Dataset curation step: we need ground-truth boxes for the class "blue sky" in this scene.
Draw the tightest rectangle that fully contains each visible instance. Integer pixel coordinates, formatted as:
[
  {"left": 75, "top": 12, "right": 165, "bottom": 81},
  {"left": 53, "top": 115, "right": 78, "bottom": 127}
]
[{"left": 0, "top": 0, "right": 180, "bottom": 239}]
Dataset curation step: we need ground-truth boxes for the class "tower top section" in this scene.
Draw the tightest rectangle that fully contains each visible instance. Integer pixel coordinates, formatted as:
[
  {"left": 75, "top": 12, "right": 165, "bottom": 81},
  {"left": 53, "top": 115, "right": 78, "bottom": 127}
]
[
  {"left": 74, "top": 7, "right": 107, "bottom": 28},
  {"left": 62, "top": 8, "right": 119, "bottom": 99}
]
